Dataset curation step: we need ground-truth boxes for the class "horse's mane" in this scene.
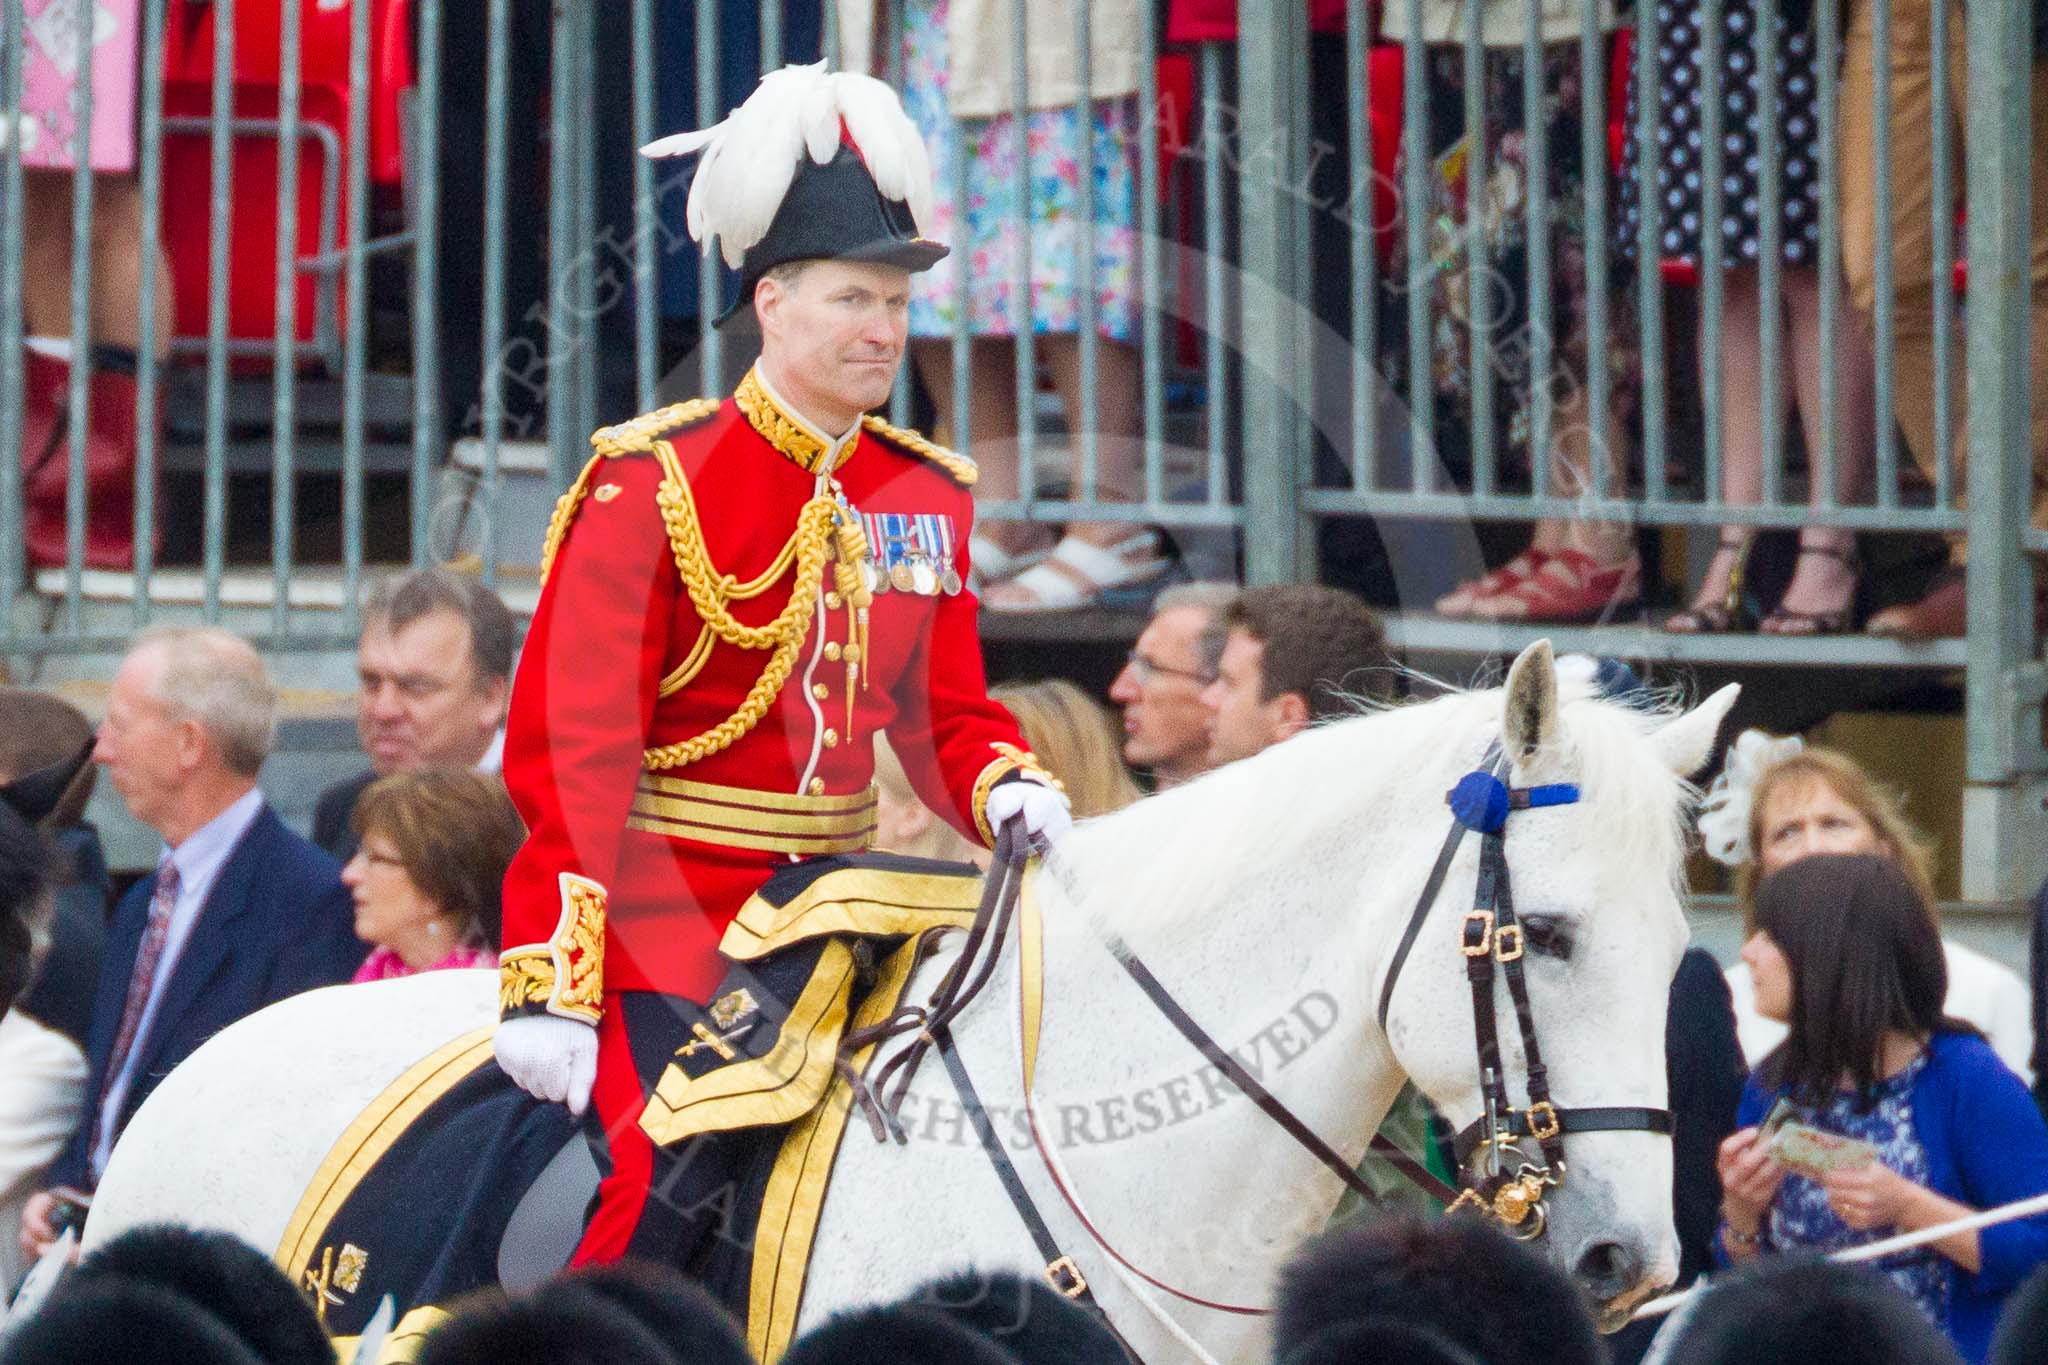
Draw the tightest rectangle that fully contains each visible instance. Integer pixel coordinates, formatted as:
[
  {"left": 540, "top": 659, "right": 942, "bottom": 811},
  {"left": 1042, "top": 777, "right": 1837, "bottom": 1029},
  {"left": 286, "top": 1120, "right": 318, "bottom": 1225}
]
[{"left": 1057, "top": 662, "right": 1697, "bottom": 945}]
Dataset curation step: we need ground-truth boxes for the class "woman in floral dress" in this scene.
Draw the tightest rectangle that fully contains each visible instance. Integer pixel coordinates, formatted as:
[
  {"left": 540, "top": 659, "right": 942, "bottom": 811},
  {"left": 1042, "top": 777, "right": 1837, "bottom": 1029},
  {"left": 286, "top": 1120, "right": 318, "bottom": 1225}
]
[{"left": 894, "top": 0, "right": 1167, "bottom": 611}]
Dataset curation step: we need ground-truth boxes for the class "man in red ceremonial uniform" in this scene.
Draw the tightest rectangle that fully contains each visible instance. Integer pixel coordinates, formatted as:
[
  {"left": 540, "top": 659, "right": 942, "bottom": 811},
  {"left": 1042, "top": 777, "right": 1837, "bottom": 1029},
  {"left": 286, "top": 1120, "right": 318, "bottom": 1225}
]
[{"left": 491, "top": 65, "right": 1071, "bottom": 1270}]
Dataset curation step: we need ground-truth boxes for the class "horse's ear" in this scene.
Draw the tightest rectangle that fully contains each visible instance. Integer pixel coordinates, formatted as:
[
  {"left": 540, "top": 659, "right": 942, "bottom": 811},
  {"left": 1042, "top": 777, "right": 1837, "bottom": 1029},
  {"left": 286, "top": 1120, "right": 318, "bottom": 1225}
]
[
  {"left": 1650, "top": 682, "right": 1742, "bottom": 778},
  {"left": 1501, "top": 639, "right": 1558, "bottom": 762}
]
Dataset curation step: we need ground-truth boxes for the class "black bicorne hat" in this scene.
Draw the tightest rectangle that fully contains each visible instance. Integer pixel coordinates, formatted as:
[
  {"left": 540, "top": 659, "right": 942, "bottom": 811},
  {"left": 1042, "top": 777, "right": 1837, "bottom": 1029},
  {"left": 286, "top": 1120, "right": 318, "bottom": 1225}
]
[
  {"left": 642, "top": 63, "right": 949, "bottom": 328},
  {"left": 1, "top": 737, "right": 95, "bottom": 827}
]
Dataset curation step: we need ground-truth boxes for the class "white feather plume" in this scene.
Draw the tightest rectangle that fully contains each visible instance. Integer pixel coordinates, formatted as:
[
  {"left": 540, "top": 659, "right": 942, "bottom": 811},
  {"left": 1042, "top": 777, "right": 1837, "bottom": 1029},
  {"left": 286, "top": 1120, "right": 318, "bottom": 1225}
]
[{"left": 640, "top": 62, "right": 936, "bottom": 271}]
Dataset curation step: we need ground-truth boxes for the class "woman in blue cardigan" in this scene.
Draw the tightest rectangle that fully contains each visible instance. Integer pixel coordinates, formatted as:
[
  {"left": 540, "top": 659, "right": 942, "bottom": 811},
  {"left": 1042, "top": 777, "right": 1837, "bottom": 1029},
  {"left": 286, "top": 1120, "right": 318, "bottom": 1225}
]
[{"left": 1716, "top": 853, "right": 2048, "bottom": 1363}]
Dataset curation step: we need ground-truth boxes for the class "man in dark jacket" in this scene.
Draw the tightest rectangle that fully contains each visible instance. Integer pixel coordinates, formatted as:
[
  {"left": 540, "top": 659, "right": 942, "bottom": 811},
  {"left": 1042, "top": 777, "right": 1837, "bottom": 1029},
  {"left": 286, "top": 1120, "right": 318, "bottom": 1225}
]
[{"left": 16, "top": 628, "right": 363, "bottom": 1265}]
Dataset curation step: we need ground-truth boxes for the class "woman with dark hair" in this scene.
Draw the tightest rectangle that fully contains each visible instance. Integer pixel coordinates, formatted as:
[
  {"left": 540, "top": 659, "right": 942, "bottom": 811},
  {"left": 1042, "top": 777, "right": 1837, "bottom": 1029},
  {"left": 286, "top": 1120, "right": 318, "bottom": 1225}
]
[
  {"left": 341, "top": 769, "right": 523, "bottom": 981},
  {"left": 1717, "top": 853, "right": 2048, "bottom": 1362}
]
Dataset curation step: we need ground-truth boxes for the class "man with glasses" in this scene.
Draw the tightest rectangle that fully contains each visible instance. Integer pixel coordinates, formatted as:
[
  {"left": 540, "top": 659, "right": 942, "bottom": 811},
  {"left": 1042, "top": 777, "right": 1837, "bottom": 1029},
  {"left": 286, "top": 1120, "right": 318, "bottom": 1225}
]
[{"left": 1108, "top": 583, "right": 1240, "bottom": 791}]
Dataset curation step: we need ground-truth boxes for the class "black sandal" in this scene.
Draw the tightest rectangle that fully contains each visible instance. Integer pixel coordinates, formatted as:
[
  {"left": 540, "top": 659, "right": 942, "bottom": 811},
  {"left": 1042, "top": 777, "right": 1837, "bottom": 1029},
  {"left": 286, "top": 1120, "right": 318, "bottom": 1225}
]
[
  {"left": 1760, "top": 539, "right": 1861, "bottom": 636},
  {"left": 1664, "top": 533, "right": 1757, "bottom": 634}
]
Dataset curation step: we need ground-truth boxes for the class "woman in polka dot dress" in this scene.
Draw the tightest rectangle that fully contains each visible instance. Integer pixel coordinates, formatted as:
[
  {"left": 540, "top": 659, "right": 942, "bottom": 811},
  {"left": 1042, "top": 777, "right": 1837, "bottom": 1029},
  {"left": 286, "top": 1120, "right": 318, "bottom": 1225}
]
[{"left": 1619, "top": 0, "right": 1878, "bottom": 635}]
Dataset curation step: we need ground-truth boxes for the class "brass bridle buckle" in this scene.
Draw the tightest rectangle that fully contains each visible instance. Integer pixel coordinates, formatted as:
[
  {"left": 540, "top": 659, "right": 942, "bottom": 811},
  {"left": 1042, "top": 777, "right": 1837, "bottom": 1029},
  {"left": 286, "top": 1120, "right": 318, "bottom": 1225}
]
[
  {"left": 1521, "top": 1100, "right": 1561, "bottom": 1142},
  {"left": 1460, "top": 909, "right": 1494, "bottom": 958},
  {"left": 1045, "top": 1256, "right": 1089, "bottom": 1300},
  {"left": 1492, "top": 922, "right": 1525, "bottom": 962}
]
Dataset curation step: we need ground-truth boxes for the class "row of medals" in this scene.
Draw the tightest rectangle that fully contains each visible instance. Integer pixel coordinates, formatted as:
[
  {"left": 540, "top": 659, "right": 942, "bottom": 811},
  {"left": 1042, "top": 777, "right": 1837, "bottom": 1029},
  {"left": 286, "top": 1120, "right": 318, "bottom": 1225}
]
[{"left": 859, "top": 552, "right": 963, "bottom": 598}]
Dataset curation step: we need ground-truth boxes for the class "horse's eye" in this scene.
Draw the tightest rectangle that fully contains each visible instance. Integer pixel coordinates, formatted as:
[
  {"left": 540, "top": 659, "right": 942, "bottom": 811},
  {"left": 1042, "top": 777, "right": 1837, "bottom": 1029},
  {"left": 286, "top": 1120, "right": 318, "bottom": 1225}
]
[{"left": 1522, "top": 917, "right": 1575, "bottom": 961}]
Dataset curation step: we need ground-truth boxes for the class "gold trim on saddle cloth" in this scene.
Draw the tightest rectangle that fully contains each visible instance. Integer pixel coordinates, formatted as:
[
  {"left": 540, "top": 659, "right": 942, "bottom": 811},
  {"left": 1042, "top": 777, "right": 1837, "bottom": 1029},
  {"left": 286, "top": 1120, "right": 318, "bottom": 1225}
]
[
  {"left": 720, "top": 864, "right": 984, "bottom": 961},
  {"left": 624, "top": 775, "right": 879, "bottom": 857},
  {"left": 275, "top": 1027, "right": 499, "bottom": 1336},
  {"left": 328, "top": 1306, "right": 452, "bottom": 1365},
  {"left": 748, "top": 935, "right": 927, "bottom": 1362}
]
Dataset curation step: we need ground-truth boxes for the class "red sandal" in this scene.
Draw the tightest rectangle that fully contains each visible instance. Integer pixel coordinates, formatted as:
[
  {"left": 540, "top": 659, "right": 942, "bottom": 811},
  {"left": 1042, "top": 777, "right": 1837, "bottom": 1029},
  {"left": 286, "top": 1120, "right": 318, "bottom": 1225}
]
[
  {"left": 1434, "top": 548, "right": 1550, "bottom": 618},
  {"left": 1469, "top": 548, "right": 1642, "bottom": 625}
]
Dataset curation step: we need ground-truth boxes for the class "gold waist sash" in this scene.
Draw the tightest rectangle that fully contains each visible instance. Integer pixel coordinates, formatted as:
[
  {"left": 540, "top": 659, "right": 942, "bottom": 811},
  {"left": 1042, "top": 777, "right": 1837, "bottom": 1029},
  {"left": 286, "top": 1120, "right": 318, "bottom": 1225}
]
[{"left": 625, "top": 774, "right": 877, "bottom": 856}]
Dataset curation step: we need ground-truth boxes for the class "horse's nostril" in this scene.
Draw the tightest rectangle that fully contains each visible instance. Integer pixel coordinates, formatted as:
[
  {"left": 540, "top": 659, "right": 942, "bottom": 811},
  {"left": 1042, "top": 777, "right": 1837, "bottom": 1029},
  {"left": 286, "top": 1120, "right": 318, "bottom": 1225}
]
[{"left": 1573, "top": 1240, "right": 1644, "bottom": 1301}]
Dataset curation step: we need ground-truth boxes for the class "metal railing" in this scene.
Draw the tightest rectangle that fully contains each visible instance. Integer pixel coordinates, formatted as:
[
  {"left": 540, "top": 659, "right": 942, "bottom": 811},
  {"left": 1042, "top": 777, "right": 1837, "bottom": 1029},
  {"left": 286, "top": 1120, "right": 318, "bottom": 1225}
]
[{"left": 0, "top": 0, "right": 2040, "bottom": 895}]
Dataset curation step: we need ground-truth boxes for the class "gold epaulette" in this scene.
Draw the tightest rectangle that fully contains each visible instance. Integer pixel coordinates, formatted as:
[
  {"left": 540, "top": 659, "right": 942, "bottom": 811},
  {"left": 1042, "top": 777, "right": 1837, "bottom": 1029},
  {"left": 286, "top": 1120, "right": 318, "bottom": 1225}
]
[
  {"left": 591, "top": 397, "right": 721, "bottom": 458},
  {"left": 537, "top": 399, "right": 722, "bottom": 585},
  {"left": 859, "top": 414, "right": 978, "bottom": 486}
]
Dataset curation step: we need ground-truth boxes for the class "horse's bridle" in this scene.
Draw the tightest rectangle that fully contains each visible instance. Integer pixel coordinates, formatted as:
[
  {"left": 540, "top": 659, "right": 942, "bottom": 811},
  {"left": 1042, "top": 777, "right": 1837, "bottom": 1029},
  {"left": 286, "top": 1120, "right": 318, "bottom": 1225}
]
[{"left": 1376, "top": 741, "right": 1673, "bottom": 1240}]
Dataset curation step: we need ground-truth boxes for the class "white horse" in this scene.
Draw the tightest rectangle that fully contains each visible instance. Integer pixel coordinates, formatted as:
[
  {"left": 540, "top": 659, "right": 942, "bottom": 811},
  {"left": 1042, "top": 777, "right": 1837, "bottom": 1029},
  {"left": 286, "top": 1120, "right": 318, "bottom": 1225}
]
[{"left": 83, "top": 644, "right": 1736, "bottom": 1362}]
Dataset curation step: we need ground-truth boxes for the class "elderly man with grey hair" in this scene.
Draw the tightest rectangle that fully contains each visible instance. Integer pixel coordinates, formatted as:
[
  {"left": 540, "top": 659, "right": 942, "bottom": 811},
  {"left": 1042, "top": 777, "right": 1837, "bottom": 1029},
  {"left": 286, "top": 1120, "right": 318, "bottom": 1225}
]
[
  {"left": 16, "top": 628, "right": 361, "bottom": 1265},
  {"left": 313, "top": 569, "right": 517, "bottom": 863},
  {"left": 1107, "top": 582, "right": 1240, "bottom": 791}
]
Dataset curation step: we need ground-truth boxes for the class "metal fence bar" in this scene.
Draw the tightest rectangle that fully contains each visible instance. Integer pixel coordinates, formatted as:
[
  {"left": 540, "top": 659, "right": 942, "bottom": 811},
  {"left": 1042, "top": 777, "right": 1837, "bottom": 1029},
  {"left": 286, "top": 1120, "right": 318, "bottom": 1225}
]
[
  {"left": 546, "top": 2, "right": 578, "bottom": 494},
  {"left": 411, "top": 0, "right": 444, "bottom": 565},
  {"left": 1959, "top": 0, "right": 2042, "bottom": 899},
  {"left": 633, "top": 0, "right": 657, "bottom": 414},
  {"left": 479, "top": 0, "right": 510, "bottom": 585},
  {"left": 1635, "top": 0, "right": 1668, "bottom": 504},
  {"left": 1929, "top": 0, "right": 1956, "bottom": 511},
  {"left": 1238, "top": 0, "right": 1307, "bottom": 581},
  {"left": 1300, "top": 487, "right": 1961, "bottom": 529},
  {"left": 132, "top": 0, "right": 166, "bottom": 624},
  {"left": 1075, "top": 0, "right": 1098, "bottom": 508},
  {"left": 1346, "top": 0, "right": 1376, "bottom": 494},
  {"left": 1870, "top": 0, "right": 1899, "bottom": 508},
  {"left": 573, "top": 0, "right": 598, "bottom": 442},
  {"left": 887, "top": 0, "right": 912, "bottom": 428},
  {"left": 1578, "top": 0, "right": 1610, "bottom": 504},
  {"left": 824, "top": 0, "right": 840, "bottom": 69},
  {"left": 1700, "top": 0, "right": 1726, "bottom": 509},
  {"left": 1814, "top": 0, "right": 1842, "bottom": 510},
  {"left": 61, "top": 0, "right": 99, "bottom": 631},
  {"left": 202, "top": 0, "right": 237, "bottom": 622},
  {"left": 0, "top": 0, "right": 22, "bottom": 633},
  {"left": 1523, "top": 0, "right": 1552, "bottom": 497},
  {"left": 761, "top": 0, "right": 783, "bottom": 75},
  {"left": 1200, "top": 42, "right": 1227, "bottom": 509},
  {"left": 271, "top": 0, "right": 304, "bottom": 633},
  {"left": 949, "top": 80, "right": 970, "bottom": 465},
  {"left": 1464, "top": 0, "right": 1494, "bottom": 498},
  {"left": 1401, "top": 8, "right": 1431, "bottom": 493},
  {"left": 1011, "top": 0, "right": 1036, "bottom": 504},
  {"left": 340, "top": 0, "right": 372, "bottom": 628},
  {"left": 1137, "top": 11, "right": 1164, "bottom": 505},
  {"left": 1755, "top": 0, "right": 1785, "bottom": 509},
  {"left": 696, "top": 0, "right": 722, "bottom": 396}
]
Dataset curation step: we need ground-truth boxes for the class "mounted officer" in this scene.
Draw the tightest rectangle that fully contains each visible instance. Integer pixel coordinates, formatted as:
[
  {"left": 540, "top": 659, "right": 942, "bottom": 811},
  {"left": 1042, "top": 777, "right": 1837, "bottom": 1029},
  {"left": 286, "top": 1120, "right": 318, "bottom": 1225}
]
[{"left": 490, "top": 63, "right": 1073, "bottom": 1272}]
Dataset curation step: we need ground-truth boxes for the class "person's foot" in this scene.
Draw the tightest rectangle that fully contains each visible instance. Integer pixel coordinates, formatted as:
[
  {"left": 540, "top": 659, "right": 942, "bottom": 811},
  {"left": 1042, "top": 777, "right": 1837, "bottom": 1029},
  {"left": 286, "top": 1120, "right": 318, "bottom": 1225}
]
[
  {"left": 1866, "top": 566, "right": 1967, "bottom": 639},
  {"left": 1663, "top": 533, "right": 1752, "bottom": 634},
  {"left": 982, "top": 530, "right": 1171, "bottom": 612},
  {"left": 1760, "top": 534, "right": 1859, "bottom": 635},
  {"left": 1434, "top": 549, "right": 1550, "bottom": 618},
  {"left": 967, "top": 523, "right": 1057, "bottom": 593},
  {"left": 1467, "top": 548, "right": 1642, "bottom": 624}
]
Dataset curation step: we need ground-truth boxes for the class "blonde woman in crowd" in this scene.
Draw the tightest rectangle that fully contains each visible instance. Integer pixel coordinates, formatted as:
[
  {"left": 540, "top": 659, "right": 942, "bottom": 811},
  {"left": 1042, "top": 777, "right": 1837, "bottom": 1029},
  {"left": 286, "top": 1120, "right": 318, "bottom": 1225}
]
[
  {"left": 870, "top": 736, "right": 989, "bottom": 868},
  {"left": 992, "top": 679, "right": 1140, "bottom": 819},
  {"left": 1700, "top": 733, "right": 2033, "bottom": 1081}
]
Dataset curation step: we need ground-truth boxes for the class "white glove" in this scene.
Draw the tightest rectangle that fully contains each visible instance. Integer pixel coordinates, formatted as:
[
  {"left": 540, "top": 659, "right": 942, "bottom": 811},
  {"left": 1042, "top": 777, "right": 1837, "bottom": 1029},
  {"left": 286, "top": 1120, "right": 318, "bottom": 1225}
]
[
  {"left": 494, "top": 1014, "right": 598, "bottom": 1116},
  {"left": 985, "top": 780, "right": 1072, "bottom": 850}
]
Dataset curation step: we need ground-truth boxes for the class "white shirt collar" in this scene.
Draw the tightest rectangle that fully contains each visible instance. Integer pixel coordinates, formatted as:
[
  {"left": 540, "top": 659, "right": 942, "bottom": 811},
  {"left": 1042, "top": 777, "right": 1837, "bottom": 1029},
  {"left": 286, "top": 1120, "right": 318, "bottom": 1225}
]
[
  {"left": 161, "top": 787, "right": 266, "bottom": 893},
  {"left": 752, "top": 364, "right": 862, "bottom": 474}
]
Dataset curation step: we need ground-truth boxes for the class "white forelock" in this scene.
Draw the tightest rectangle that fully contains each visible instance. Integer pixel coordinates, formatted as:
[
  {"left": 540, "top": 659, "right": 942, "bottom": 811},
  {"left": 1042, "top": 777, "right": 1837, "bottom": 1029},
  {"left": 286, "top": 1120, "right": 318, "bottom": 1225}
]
[{"left": 1056, "top": 670, "right": 1698, "bottom": 947}]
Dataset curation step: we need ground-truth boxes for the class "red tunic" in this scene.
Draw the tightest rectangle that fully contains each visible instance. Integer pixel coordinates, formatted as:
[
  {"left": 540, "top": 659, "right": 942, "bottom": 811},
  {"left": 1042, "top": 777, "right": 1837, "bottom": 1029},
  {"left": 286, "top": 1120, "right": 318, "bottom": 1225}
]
[{"left": 497, "top": 369, "right": 1038, "bottom": 1015}]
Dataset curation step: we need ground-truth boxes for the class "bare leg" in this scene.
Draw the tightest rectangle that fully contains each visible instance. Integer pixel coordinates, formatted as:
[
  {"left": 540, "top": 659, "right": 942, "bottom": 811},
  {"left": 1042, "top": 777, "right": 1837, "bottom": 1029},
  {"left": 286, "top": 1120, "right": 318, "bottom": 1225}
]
[
  {"left": 1037, "top": 332, "right": 1145, "bottom": 549},
  {"left": 1768, "top": 266, "right": 1875, "bottom": 626},
  {"left": 21, "top": 171, "right": 174, "bottom": 353},
  {"left": 1670, "top": 271, "right": 1779, "bottom": 628},
  {"left": 914, "top": 336, "right": 1051, "bottom": 562}
]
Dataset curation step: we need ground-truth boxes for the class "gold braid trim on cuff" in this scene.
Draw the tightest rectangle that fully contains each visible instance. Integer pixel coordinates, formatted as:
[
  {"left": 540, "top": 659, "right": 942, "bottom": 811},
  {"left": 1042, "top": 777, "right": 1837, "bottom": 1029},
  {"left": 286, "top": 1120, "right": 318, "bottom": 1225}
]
[
  {"left": 498, "top": 873, "right": 607, "bottom": 1023},
  {"left": 642, "top": 442, "right": 839, "bottom": 771},
  {"left": 971, "top": 744, "right": 1062, "bottom": 845}
]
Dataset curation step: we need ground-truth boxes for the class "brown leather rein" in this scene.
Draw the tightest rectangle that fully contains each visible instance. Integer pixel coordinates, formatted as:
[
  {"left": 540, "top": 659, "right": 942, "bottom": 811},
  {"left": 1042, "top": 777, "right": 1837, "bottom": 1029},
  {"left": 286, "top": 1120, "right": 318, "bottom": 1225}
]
[{"left": 843, "top": 748, "right": 1672, "bottom": 1319}]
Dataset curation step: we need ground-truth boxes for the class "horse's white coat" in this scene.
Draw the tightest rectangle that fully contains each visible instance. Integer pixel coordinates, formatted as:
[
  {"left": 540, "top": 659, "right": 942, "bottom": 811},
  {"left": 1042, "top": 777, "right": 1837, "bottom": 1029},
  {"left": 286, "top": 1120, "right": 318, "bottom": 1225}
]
[{"left": 82, "top": 648, "right": 1736, "bottom": 1363}]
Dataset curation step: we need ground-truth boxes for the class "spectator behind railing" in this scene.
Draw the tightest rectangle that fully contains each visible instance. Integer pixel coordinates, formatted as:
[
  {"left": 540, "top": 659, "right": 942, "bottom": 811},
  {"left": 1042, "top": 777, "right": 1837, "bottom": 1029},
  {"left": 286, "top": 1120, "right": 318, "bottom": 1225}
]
[
  {"left": 17, "top": 0, "right": 175, "bottom": 573},
  {"left": 1715, "top": 854, "right": 2048, "bottom": 1365},
  {"left": 0, "top": 690, "right": 106, "bottom": 1299},
  {"left": 1195, "top": 583, "right": 1395, "bottom": 768},
  {"left": 1859, "top": 1, "right": 2048, "bottom": 640},
  {"left": 1391, "top": 0, "right": 1646, "bottom": 625},
  {"left": 312, "top": 570, "right": 516, "bottom": 865},
  {"left": 1703, "top": 734, "right": 2034, "bottom": 1081},
  {"left": 342, "top": 768, "right": 524, "bottom": 982},
  {"left": 991, "top": 679, "right": 1141, "bottom": 818},
  {"left": 842, "top": 0, "right": 1171, "bottom": 611},
  {"left": 1623, "top": 0, "right": 1878, "bottom": 638},
  {"left": 16, "top": 627, "right": 363, "bottom": 1268},
  {"left": 1107, "top": 582, "right": 1238, "bottom": 793}
]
